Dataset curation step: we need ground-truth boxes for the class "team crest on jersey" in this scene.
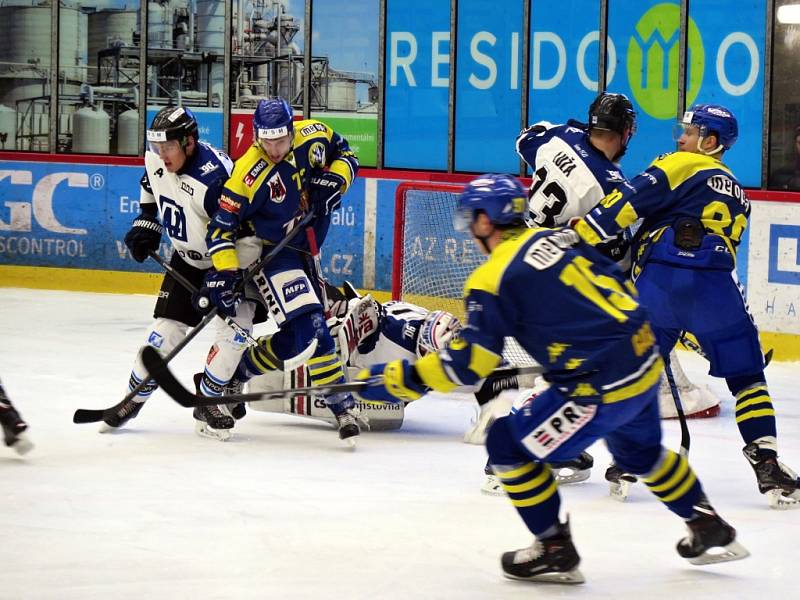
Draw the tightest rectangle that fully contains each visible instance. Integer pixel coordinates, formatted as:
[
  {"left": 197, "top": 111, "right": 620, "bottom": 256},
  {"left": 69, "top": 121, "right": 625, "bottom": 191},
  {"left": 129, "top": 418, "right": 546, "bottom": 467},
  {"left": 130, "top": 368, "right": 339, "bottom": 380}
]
[
  {"left": 308, "top": 142, "right": 327, "bottom": 169},
  {"left": 268, "top": 172, "right": 287, "bottom": 203},
  {"left": 282, "top": 277, "right": 309, "bottom": 302},
  {"left": 244, "top": 159, "right": 268, "bottom": 186}
]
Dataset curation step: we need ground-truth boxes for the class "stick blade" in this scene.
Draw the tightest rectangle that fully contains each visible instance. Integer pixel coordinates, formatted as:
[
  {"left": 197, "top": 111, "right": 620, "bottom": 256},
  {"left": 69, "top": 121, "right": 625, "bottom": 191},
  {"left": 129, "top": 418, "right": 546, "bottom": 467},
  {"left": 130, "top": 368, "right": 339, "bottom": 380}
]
[{"left": 140, "top": 346, "right": 197, "bottom": 408}]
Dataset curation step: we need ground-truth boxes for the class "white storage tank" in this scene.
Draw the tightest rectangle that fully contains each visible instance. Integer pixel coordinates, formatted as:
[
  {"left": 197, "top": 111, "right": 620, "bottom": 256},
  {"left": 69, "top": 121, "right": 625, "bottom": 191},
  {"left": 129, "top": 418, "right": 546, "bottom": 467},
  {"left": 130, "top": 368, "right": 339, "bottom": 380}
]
[
  {"left": 116, "top": 108, "right": 140, "bottom": 155},
  {"left": 327, "top": 79, "right": 356, "bottom": 111},
  {"left": 73, "top": 106, "right": 110, "bottom": 154},
  {"left": 88, "top": 9, "right": 139, "bottom": 68},
  {"left": 148, "top": 1, "right": 172, "bottom": 49},
  {"left": 0, "top": 104, "right": 16, "bottom": 150}
]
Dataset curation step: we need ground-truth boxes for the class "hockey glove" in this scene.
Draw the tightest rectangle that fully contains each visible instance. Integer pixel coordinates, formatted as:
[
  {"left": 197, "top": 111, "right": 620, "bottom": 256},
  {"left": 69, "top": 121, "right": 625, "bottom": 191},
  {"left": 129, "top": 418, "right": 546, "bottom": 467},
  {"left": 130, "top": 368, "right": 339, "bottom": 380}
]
[
  {"left": 309, "top": 172, "right": 346, "bottom": 215},
  {"left": 124, "top": 214, "right": 163, "bottom": 263},
  {"left": 194, "top": 269, "right": 243, "bottom": 317},
  {"left": 355, "top": 360, "right": 427, "bottom": 404}
]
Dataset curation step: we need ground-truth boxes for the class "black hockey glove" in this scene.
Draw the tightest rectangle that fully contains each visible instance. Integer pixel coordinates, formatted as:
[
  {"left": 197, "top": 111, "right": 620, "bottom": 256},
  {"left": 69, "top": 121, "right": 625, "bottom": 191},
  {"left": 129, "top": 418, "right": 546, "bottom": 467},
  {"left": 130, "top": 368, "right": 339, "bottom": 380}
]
[
  {"left": 309, "top": 172, "right": 346, "bottom": 215},
  {"left": 474, "top": 372, "right": 520, "bottom": 406},
  {"left": 124, "top": 214, "right": 163, "bottom": 263},
  {"left": 193, "top": 270, "right": 243, "bottom": 317}
]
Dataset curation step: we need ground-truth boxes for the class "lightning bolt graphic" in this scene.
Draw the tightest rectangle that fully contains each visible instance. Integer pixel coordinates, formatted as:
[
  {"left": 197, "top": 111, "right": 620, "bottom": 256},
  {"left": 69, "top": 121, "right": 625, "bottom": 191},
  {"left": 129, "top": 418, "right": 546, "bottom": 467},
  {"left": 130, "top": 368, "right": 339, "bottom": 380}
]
[{"left": 235, "top": 122, "right": 245, "bottom": 148}]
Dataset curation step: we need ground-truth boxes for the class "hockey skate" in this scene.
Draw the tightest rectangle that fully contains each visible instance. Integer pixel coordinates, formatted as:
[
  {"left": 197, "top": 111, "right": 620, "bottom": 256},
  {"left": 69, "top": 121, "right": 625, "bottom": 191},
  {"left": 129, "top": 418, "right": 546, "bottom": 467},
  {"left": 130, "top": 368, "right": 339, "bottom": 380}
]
[
  {"left": 192, "top": 373, "right": 235, "bottom": 441},
  {"left": 743, "top": 441, "right": 800, "bottom": 509},
  {"left": 549, "top": 452, "right": 594, "bottom": 484},
  {"left": 677, "top": 497, "right": 750, "bottom": 565},
  {"left": 99, "top": 397, "right": 145, "bottom": 432},
  {"left": 501, "top": 520, "right": 585, "bottom": 584},
  {"left": 605, "top": 463, "right": 637, "bottom": 501},
  {"left": 224, "top": 378, "right": 246, "bottom": 420},
  {"left": 0, "top": 402, "right": 34, "bottom": 456},
  {"left": 334, "top": 408, "right": 361, "bottom": 447}
]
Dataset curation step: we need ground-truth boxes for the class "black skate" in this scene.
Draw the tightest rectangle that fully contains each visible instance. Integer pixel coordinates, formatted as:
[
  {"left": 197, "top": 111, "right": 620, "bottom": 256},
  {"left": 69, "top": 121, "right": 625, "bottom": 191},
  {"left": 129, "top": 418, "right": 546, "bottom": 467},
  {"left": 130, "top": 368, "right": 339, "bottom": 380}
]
[
  {"left": 549, "top": 452, "right": 594, "bottom": 485},
  {"left": 0, "top": 401, "right": 34, "bottom": 455},
  {"left": 501, "top": 520, "right": 585, "bottom": 584},
  {"left": 605, "top": 463, "right": 637, "bottom": 501},
  {"left": 224, "top": 378, "right": 246, "bottom": 420},
  {"left": 335, "top": 409, "right": 361, "bottom": 446},
  {"left": 193, "top": 374, "right": 235, "bottom": 441},
  {"left": 743, "top": 442, "right": 800, "bottom": 509},
  {"left": 100, "top": 397, "right": 145, "bottom": 431},
  {"left": 677, "top": 497, "right": 750, "bottom": 565}
]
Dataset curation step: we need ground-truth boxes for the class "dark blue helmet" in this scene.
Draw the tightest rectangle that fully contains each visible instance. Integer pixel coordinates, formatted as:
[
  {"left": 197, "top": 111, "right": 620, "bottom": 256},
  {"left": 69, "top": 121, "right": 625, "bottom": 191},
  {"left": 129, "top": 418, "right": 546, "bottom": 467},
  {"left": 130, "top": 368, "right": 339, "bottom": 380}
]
[
  {"left": 454, "top": 174, "right": 528, "bottom": 231},
  {"left": 147, "top": 106, "right": 198, "bottom": 145},
  {"left": 253, "top": 98, "right": 293, "bottom": 140},
  {"left": 680, "top": 104, "right": 738, "bottom": 151}
]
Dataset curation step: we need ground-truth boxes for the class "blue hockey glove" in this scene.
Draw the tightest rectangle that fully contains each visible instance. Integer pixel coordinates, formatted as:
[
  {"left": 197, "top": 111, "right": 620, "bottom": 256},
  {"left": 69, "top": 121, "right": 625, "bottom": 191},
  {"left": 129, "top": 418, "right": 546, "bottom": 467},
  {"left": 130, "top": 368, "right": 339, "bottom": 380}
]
[
  {"left": 354, "top": 360, "right": 427, "bottom": 404},
  {"left": 194, "top": 270, "right": 243, "bottom": 317},
  {"left": 309, "top": 172, "right": 346, "bottom": 215},
  {"left": 124, "top": 214, "right": 163, "bottom": 262}
]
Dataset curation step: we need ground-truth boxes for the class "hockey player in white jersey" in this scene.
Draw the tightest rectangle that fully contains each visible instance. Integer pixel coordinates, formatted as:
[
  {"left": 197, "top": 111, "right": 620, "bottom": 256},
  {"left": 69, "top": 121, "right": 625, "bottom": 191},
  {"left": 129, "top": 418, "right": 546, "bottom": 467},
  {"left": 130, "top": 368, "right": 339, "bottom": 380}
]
[
  {"left": 515, "top": 92, "right": 722, "bottom": 497},
  {"left": 104, "top": 106, "right": 260, "bottom": 441}
]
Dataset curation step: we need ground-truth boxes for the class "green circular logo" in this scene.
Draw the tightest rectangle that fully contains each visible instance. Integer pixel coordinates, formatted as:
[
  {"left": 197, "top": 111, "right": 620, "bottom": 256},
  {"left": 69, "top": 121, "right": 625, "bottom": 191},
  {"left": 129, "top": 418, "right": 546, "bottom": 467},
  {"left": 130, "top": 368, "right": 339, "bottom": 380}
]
[{"left": 627, "top": 3, "right": 704, "bottom": 119}]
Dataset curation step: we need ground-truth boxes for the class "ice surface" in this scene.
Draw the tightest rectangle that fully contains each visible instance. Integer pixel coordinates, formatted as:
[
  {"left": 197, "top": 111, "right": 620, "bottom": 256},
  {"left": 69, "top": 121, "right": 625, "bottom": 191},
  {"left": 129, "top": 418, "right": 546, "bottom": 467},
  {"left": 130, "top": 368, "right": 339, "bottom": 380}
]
[{"left": 0, "top": 288, "right": 797, "bottom": 599}]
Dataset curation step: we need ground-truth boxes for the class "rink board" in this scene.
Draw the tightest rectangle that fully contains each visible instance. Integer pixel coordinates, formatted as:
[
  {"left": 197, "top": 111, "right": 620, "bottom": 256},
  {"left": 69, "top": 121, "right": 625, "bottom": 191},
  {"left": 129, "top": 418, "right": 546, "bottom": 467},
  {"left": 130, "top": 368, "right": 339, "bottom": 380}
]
[{"left": 1, "top": 158, "right": 799, "bottom": 359}]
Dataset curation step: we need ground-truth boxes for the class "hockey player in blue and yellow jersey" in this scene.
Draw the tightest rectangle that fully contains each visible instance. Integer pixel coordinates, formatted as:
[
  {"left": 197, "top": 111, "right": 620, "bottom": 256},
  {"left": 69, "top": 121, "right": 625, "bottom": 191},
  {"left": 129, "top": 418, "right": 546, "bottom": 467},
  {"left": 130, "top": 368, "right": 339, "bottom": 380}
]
[
  {"left": 574, "top": 104, "right": 800, "bottom": 508},
  {"left": 202, "top": 97, "right": 362, "bottom": 444},
  {"left": 356, "top": 174, "right": 748, "bottom": 583}
]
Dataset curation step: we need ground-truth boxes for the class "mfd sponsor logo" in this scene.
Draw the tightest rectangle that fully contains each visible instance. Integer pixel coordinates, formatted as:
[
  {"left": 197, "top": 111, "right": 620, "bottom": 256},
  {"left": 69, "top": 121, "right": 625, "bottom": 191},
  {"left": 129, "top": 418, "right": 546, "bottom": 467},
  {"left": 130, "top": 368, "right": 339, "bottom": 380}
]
[
  {"left": 282, "top": 277, "right": 309, "bottom": 302},
  {"left": 768, "top": 224, "right": 800, "bottom": 286},
  {"left": 180, "top": 181, "right": 194, "bottom": 196},
  {"left": 243, "top": 159, "right": 268, "bottom": 186},
  {"left": 0, "top": 170, "right": 94, "bottom": 234},
  {"left": 300, "top": 123, "right": 327, "bottom": 137}
]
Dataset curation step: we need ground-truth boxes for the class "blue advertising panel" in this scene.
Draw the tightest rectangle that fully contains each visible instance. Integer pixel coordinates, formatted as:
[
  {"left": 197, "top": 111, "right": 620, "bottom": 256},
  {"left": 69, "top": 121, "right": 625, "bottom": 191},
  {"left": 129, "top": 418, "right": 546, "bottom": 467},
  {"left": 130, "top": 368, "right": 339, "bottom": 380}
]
[
  {"left": 0, "top": 161, "right": 158, "bottom": 272},
  {"left": 528, "top": 0, "right": 601, "bottom": 156},
  {"left": 454, "top": 0, "right": 523, "bottom": 173},
  {"left": 689, "top": 0, "right": 765, "bottom": 187},
  {"left": 607, "top": 0, "right": 683, "bottom": 176},
  {"left": 384, "top": 0, "right": 450, "bottom": 170},
  {"left": 145, "top": 106, "right": 224, "bottom": 149}
]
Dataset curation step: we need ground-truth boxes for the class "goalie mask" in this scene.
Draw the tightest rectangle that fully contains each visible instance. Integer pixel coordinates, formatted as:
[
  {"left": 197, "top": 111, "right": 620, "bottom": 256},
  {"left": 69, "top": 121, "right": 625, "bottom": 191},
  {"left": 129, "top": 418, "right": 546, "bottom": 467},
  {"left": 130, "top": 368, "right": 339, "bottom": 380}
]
[{"left": 417, "top": 311, "right": 462, "bottom": 357}]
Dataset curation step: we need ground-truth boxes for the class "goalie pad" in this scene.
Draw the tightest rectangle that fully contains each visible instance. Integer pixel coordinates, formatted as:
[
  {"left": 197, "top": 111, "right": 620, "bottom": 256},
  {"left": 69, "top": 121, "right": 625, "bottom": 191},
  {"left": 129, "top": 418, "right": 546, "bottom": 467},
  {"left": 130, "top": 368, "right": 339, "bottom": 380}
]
[
  {"left": 247, "top": 365, "right": 404, "bottom": 430},
  {"left": 658, "top": 351, "right": 721, "bottom": 419}
]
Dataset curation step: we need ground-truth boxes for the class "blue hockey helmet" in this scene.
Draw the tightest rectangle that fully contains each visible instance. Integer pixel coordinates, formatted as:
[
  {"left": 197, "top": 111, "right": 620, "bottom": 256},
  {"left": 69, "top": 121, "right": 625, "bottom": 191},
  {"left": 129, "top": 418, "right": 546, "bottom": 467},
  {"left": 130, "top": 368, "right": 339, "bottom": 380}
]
[
  {"left": 676, "top": 104, "right": 738, "bottom": 154},
  {"left": 253, "top": 97, "right": 293, "bottom": 140},
  {"left": 454, "top": 174, "right": 528, "bottom": 232}
]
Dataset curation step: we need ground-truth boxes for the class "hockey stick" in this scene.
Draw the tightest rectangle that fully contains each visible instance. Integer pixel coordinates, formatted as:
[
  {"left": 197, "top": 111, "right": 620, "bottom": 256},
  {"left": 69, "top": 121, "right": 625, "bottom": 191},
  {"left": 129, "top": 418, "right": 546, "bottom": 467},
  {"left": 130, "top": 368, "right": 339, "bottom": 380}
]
[
  {"left": 304, "top": 224, "right": 330, "bottom": 317},
  {"left": 72, "top": 211, "right": 315, "bottom": 425},
  {"left": 664, "top": 353, "right": 690, "bottom": 457},
  {"left": 141, "top": 345, "right": 545, "bottom": 409},
  {"left": 146, "top": 251, "right": 258, "bottom": 347}
]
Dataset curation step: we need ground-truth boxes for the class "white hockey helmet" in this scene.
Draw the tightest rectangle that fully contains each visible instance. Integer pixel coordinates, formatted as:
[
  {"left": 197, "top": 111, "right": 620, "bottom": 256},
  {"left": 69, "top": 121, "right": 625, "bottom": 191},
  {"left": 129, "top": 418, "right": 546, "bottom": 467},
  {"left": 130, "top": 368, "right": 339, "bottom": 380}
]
[{"left": 417, "top": 311, "right": 462, "bottom": 357}]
